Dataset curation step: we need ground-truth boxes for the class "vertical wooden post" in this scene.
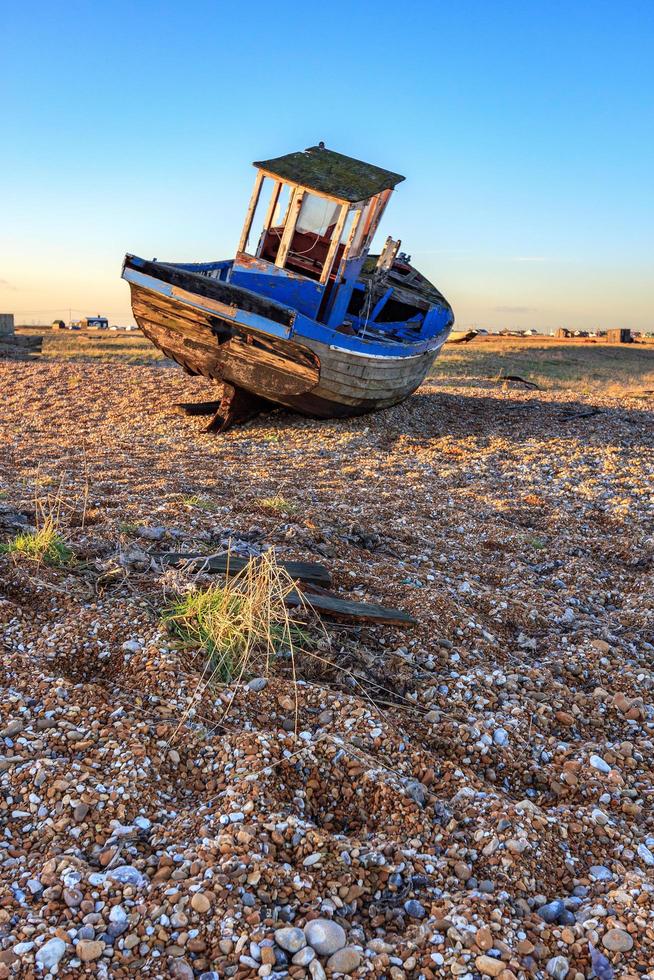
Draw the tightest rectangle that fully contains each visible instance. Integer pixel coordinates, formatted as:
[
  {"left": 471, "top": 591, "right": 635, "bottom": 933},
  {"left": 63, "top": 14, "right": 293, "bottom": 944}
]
[
  {"left": 237, "top": 171, "right": 264, "bottom": 254},
  {"left": 256, "top": 180, "right": 282, "bottom": 256},
  {"left": 319, "top": 202, "right": 349, "bottom": 284},
  {"left": 362, "top": 189, "right": 392, "bottom": 250},
  {"left": 275, "top": 186, "right": 305, "bottom": 269},
  {"left": 332, "top": 205, "right": 364, "bottom": 282}
]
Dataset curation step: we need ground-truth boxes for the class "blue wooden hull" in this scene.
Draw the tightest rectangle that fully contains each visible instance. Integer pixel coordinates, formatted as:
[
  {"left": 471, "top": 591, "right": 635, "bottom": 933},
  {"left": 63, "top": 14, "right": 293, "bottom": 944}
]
[{"left": 122, "top": 254, "right": 454, "bottom": 418}]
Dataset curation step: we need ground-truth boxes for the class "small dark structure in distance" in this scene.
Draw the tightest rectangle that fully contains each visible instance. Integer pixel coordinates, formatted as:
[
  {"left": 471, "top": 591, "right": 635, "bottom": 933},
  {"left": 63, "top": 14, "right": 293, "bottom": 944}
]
[{"left": 606, "top": 328, "right": 632, "bottom": 344}]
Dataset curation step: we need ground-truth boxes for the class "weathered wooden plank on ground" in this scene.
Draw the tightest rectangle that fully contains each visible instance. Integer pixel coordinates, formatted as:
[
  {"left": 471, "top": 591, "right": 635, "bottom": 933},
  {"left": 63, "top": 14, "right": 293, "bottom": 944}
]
[
  {"left": 154, "top": 551, "right": 332, "bottom": 586},
  {"left": 288, "top": 588, "right": 416, "bottom": 625}
]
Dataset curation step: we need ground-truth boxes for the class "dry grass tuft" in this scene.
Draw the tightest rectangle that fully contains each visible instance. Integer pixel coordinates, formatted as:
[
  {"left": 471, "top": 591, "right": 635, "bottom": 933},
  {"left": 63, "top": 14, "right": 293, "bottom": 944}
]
[
  {"left": 256, "top": 494, "right": 298, "bottom": 517},
  {"left": 162, "top": 550, "right": 310, "bottom": 685},
  {"left": 0, "top": 515, "right": 73, "bottom": 566}
]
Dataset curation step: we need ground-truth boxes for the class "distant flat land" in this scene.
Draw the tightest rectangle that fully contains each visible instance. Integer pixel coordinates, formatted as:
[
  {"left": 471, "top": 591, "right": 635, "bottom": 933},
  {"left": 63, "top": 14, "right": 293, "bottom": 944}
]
[{"left": 17, "top": 325, "right": 654, "bottom": 391}]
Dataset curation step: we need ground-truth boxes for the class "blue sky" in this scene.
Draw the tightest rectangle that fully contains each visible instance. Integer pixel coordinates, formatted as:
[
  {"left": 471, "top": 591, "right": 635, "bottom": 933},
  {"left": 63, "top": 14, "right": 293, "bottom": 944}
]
[{"left": 2, "top": 0, "right": 653, "bottom": 330}]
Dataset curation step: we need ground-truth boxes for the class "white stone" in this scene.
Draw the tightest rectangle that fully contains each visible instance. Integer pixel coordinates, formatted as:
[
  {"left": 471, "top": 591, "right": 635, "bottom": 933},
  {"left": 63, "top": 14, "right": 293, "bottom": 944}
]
[
  {"left": 589, "top": 754, "right": 611, "bottom": 774},
  {"left": 304, "top": 918, "right": 346, "bottom": 956},
  {"left": 35, "top": 937, "right": 67, "bottom": 970},
  {"left": 546, "top": 955, "right": 570, "bottom": 979},
  {"left": 274, "top": 927, "right": 306, "bottom": 953}
]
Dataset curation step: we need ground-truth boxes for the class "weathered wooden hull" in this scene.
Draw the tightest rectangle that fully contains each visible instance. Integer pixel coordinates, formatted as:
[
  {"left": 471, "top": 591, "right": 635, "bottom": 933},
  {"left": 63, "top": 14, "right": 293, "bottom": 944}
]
[
  {"left": 125, "top": 256, "right": 449, "bottom": 419},
  {"left": 281, "top": 339, "right": 439, "bottom": 417},
  {"left": 130, "top": 281, "right": 442, "bottom": 418}
]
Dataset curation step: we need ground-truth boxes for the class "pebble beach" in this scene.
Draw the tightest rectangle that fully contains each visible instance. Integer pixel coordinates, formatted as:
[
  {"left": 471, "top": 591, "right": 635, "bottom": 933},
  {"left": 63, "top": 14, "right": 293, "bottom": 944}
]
[{"left": 1, "top": 359, "right": 653, "bottom": 979}]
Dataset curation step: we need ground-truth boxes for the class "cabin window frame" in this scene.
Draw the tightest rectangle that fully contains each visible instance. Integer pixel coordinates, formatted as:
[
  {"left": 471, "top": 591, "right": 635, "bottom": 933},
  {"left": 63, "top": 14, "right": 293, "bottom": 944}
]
[{"left": 237, "top": 171, "right": 393, "bottom": 283}]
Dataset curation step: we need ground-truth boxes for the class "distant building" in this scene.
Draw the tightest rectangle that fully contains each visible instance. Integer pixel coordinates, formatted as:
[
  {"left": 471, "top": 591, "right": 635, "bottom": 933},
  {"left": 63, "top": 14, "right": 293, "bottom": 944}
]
[
  {"left": 0, "top": 313, "right": 15, "bottom": 336},
  {"left": 82, "top": 315, "right": 109, "bottom": 329},
  {"left": 606, "top": 328, "right": 632, "bottom": 344},
  {"left": 51, "top": 319, "right": 65, "bottom": 330},
  {"left": 556, "top": 327, "right": 572, "bottom": 339}
]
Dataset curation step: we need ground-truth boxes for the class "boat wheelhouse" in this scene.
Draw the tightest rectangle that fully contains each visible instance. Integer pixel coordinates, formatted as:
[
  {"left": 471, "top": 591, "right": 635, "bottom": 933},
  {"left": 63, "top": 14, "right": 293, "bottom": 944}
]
[{"left": 122, "top": 144, "right": 454, "bottom": 430}]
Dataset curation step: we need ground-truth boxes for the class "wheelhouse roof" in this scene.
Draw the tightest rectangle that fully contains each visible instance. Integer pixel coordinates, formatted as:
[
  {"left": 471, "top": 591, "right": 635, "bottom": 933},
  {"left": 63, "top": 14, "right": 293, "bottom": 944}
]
[{"left": 253, "top": 145, "right": 405, "bottom": 203}]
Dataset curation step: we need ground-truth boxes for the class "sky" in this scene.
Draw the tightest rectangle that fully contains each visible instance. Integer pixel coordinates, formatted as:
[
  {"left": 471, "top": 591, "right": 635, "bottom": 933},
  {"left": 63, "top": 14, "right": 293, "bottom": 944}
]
[{"left": 2, "top": 0, "right": 653, "bottom": 332}]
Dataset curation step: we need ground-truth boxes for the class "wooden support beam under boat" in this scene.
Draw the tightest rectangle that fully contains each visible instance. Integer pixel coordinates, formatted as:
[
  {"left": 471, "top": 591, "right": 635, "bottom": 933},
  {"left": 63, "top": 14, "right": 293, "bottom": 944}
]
[
  {"left": 175, "top": 400, "right": 223, "bottom": 416},
  {"left": 206, "top": 382, "right": 276, "bottom": 433}
]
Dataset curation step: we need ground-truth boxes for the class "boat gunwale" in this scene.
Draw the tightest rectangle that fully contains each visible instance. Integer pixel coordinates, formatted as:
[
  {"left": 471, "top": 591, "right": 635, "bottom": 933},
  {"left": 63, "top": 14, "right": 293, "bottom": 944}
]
[{"left": 122, "top": 254, "right": 453, "bottom": 361}]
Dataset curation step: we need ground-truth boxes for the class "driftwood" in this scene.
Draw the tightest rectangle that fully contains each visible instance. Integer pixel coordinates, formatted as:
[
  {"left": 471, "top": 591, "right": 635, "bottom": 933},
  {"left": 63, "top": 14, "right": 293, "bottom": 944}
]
[
  {"left": 560, "top": 408, "right": 603, "bottom": 422},
  {"left": 295, "top": 584, "right": 416, "bottom": 625},
  {"left": 155, "top": 551, "right": 332, "bottom": 587},
  {"left": 495, "top": 374, "right": 540, "bottom": 390},
  {"left": 155, "top": 551, "right": 416, "bottom": 624}
]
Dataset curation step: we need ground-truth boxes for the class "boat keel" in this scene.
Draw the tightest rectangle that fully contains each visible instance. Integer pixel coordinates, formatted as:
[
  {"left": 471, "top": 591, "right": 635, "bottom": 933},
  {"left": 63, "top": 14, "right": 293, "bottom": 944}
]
[{"left": 206, "top": 383, "right": 276, "bottom": 433}]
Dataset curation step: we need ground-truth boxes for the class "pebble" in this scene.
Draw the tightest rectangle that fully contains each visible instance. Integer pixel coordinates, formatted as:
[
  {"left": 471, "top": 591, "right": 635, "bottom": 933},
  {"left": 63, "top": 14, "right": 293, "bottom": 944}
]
[
  {"left": 537, "top": 899, "right": 565, "bottom": 924},
  {"left": 590, "top": 754, "right": 611, "bottom": 774},
  {"left": 138, "top": 525, "right": 166, "bottom": 540},
  {"left": 191, "top": 892, "right": 211, "bottom": 913},
  {"left": 325, "top": 947, "right": 362, "bottom": 973},
  {"left": 304, "top": 918, "right": 346, "bottom": 956},
  {"left": 546, "top": 956, "right": 570, "bottom": 979},
  {"left": 76, "top": 939, "right": 105, "bottom": 962},
  {"left": 292, "top": 946, "right": 316, "bottom": 965},
  {"left": 309, "top": 960, "right": 327, "bottom": 980},
  {"left": 72, "top": 803, "right": 90, "bottom": 823},
  {"left": 274, "top": 927, "right": 307, "bottom": 953},
  {"left": 602, "top": 928, "right": 633, "bottom": 952},
  {"left": 35, "top": 938, "right": 67, "bottom": 971},
  {"left": 475, "top": 955, "right": 505, "bottom": 977},
  {"left": 403, "top": 899, "right": 426, "bottom": 918},
  {"left": 121, "top": 639, "right": 142, "bottom": 654},
  {"left": 589, "top": 865, "right": 613, "bottom": 881},
  {"left": 247, "top": 677, "right": 268, "bottom": 691}
]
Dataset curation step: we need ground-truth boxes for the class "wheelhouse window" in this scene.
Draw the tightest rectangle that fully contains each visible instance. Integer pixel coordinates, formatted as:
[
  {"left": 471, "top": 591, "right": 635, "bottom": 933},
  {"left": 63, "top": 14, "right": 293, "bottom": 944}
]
[
  {"left": 256, "top": 182, "right": 292, "bottom": 264},
  {"left": 241, "top": 177, "right": 292, "bottom": 264},
  {"left": 238, "top": 172, "right": 381, "bottom": 284},
  {"left": 282, "top": 192, "right": 343, "bottom": 280}
]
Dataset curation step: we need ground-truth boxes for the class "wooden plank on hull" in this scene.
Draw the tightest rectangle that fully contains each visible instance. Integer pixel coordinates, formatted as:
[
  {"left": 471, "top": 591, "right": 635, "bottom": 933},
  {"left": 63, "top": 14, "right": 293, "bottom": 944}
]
[
  {"left": 314, "top": 374, "right": 429, "bottom": 399},
  {"left": 320, "top": 361, "right": 433, "bottom": 386}
]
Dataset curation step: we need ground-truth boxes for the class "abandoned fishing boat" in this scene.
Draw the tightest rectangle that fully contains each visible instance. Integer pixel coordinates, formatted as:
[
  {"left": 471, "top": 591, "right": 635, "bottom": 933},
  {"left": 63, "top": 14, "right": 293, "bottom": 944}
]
[{"left": 122, "top": 143, "right": 455, "bottom": 430}]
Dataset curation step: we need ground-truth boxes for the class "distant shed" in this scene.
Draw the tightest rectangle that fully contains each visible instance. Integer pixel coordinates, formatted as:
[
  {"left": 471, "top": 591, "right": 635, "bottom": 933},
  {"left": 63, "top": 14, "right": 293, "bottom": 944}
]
[
  {"left": 0, "top": 313, "right": 15, "bottom": 336},
  {"left": 556, "top": 327, "right": 572, "bottom": 339},
  {"left": 82, "top": 315, "right": 109, "bottom": 329},
  {"left": 606, "top": 328, "right": 632, "bottom": 344}
]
